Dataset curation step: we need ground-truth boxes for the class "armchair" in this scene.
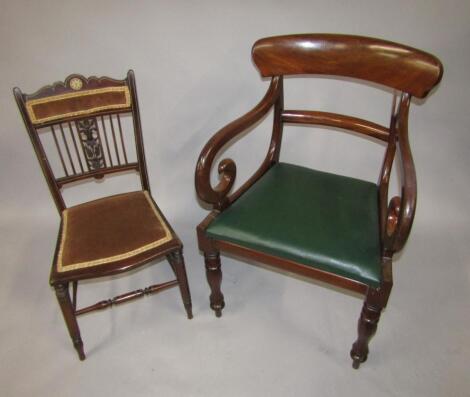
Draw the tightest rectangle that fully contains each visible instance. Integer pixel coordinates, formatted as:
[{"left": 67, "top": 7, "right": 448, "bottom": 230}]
[{"left": 195, "top": 34, "right": 443, "bottom": 368}]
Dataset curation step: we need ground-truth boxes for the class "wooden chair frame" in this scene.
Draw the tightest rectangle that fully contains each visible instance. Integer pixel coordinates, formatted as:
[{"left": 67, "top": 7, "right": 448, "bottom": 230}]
[
  {"left": 195, "top": 34, "right": 443, "bottom": 368},
  {"left": 14, "top": 70, "right": 192, "bottom": 360}
]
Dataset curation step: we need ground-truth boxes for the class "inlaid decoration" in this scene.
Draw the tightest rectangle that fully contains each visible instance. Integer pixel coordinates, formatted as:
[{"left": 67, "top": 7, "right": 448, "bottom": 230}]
[
  {"left": 69, "top": 78, "right": 83, "bottom": 90},
  {"left": 76, "top": 118, "right": 105, "bottom": 170}
]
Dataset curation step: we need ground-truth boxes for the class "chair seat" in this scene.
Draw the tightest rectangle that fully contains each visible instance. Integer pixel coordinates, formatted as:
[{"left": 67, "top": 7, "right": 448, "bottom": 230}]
[
  {"left": 206, "top": 163, "right": 382, "bottom": 287},
  {"left": 55, "top": 191, "right": 175, "bottom": 273}
]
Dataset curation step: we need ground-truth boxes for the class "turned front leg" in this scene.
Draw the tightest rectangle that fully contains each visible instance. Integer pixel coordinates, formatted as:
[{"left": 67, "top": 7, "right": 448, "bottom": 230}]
[
  {"left": 204, "top": 251, "right": 225, "bottom": 317},
  {"left": 350, "top": 301, "right": 382, "bottom": 369},
  {"left": 54, "top": 283, "right": 85, "bottom": 361}
]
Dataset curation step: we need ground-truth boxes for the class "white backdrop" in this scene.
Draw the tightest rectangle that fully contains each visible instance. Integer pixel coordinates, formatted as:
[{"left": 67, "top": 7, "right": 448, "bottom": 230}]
[{"left": 1, "top": 1, "right": 469, "bottom": 396}]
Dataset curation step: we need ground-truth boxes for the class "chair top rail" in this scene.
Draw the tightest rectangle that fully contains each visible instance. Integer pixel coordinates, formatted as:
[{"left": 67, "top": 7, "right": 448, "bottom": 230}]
[
  {"left": 252, "top": 34, "right": 443, "bottom": 98},
  {"left": 19, "top": 74, "right": 131, "bottom": 126}
]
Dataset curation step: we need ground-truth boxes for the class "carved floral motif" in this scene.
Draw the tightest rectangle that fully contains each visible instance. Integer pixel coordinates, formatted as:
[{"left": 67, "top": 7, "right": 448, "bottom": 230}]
[{"left": 76, "top": 118, "right": 104, "bottom": 170}]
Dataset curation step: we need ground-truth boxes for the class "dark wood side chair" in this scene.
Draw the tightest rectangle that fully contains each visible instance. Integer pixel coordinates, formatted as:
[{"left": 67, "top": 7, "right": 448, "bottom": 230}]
[
  {"left": 14, "top": 70, "right": 192, "bottom": 360},
  {"left": 195, "top": 34, "right": 443, "bottom": 368}
]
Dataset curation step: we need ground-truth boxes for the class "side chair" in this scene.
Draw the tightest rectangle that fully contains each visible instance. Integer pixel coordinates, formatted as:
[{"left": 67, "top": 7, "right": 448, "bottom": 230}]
[
  {"left": 14, "top": 70, "right": 192, "bottom": 360},
  {"left": 195, "top": 34, "right": 443, "bottom": 368}
]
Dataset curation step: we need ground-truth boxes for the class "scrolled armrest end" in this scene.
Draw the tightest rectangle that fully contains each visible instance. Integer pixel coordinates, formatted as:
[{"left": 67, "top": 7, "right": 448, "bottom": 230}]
[
  {"left": 195, "top": 77, "right": 282, "bottom": 210},
  {"left": 195, "top": 153, "right": 237, "bottom": 210}
]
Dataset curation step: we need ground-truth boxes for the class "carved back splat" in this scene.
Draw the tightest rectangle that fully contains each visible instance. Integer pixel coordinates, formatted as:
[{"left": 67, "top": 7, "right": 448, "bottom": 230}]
[{"left": 76, "top": 118, "right": 106, "bottom": 171}]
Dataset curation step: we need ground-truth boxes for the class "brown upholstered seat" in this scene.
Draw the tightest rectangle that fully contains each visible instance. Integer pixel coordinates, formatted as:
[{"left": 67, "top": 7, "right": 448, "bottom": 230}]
[{"left": 57, "top": 191, "right": 173, "bottom": 273}]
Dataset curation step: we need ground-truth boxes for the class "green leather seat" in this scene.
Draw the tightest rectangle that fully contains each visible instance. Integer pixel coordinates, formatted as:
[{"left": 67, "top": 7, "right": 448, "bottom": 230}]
[{"left": 206, "top": 162, "right": 382, "bottom": 287}]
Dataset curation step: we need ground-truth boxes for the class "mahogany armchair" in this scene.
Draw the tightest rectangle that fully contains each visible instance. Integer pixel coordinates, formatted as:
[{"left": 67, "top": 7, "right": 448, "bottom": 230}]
[
  {"left": 14, "top": 70, "right": 192, "bottom": 360},
  {"left": 195, "top": 34, "right": 443, "bottom": 368}
]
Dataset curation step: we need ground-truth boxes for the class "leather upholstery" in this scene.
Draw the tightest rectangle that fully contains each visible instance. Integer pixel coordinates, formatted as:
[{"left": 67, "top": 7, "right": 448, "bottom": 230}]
[
  {"left": 56, "top": 191, "right": 173, "bottom": 272},
  {"left": 206, "top": 163, "right": 382, "bottom": 287}
]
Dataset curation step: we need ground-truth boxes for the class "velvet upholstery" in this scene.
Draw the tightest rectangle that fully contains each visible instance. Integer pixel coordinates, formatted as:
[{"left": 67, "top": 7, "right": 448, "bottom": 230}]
[
  {"left": 26, "top": 87, "right": 131, "bottom": 124},
  {"left": 206, "top": 163, "right": 382, "bottom": 287},
  {"left": 56, "top": 191, "right": 173, "bottom": 272}
]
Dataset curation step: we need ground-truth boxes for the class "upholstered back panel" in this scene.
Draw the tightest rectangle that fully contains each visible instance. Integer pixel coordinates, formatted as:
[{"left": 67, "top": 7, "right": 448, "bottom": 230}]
[{"left": 24, "top": 75, "right": 132, "bottom": 126}]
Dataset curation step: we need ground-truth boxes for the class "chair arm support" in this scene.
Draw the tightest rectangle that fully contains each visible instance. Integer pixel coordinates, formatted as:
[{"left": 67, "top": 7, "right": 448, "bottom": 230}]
[
  {"left": 381, "top": 93, "right": 417, "bottom": 255},
  {"left": 195, "top": 77, "right": 282, "bottom": 209}
]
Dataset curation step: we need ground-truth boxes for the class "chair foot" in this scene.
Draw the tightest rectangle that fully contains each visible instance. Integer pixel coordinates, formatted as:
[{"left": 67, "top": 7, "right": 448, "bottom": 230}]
[
  {"left": 54, "top": 283, "right": 86, "bottom": 361},
  {"left": 204, "top": 251, "right": 225, "bottom": 317},
  {"left": 351, "top": 357, "right": 362, "bottom": 370},
  {"left": 350, "top": 351, "right": 366, "bottom": 369},
  {"left": 350, "top": 300, "right": 382, "bottom": 369},
  {"left": 184, "top": 303, "right": 193, "bottom": 320},
  {"left": 167, "top": 249, "right": 193, "bottom": 319},
  {"left": 75, "top": 340, "right": 86, "bottom": 361}
]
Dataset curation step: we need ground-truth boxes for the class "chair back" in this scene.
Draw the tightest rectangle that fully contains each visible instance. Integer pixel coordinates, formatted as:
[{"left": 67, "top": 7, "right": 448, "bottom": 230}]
[
  {"left": 251, "top": 34, "right": 443, "bottom": 253},
  {"left": 14, "top": 70, "right": 149, "bottom": 212}
]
